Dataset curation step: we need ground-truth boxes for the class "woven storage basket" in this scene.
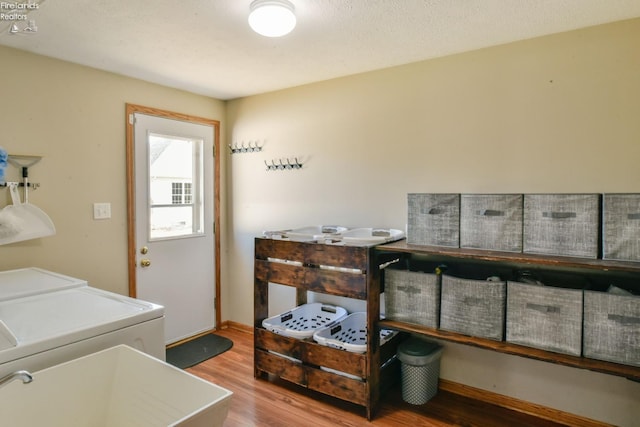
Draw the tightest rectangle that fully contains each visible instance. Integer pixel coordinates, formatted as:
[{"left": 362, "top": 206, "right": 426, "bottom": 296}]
[
  {"left": 460, "top": 194, "right": 523, "bottom": 253},
  {"left": 385, "top": 269, "right": 440, "bottom": 328},
  {"left": 523, "top": 194, "right": 600, "bottom": 258},
  {"left": 583, "top": 290, "right": 640, "bottom": 366},
  {"left": 506, "top": 281, "right": 583, "bottom": 356},
  {"left": 440, "top": 275, "right": 506, "bottom": 341},
  {"left": 603, "top": 194, "right": 640, "bottom": 262},
  {"left": 407, "top": 193, "right": 460, "bottom": 247}
]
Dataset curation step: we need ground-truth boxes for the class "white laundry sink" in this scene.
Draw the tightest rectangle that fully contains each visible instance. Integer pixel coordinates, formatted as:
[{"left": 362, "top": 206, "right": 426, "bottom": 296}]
[{"left": 0, "top": 345, "right": 232, "bottom": 427}]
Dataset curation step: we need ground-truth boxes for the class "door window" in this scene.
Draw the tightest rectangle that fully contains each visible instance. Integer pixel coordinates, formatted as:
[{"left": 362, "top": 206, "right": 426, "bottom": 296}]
[{"left": 148, "top": 133, "right": 204, "bottom": 240}]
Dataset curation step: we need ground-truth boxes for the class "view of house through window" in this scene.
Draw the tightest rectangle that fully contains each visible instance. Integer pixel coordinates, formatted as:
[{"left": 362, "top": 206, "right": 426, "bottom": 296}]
[{"left": 148, "top": 133, "right": 204, "bottom": 239}]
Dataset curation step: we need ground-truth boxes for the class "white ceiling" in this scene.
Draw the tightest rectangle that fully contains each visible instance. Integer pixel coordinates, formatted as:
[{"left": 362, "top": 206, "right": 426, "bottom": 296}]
[{"left": 1, "top": 0, "right": 639, "bottom": 100}]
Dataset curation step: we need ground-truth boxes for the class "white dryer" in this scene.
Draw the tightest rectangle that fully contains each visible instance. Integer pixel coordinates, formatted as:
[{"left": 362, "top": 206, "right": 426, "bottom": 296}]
[{"left": 0, "top": 268, "right": 165, "bottom": 377}]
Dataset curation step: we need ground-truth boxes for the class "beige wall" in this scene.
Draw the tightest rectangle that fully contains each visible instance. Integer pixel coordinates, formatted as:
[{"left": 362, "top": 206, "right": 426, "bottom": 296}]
[
  {"left": 226, "top": 19, "right": 640, "bottom": 426},
  {"left": 0, "top": 46, "right": 226, "bottom": 297}
]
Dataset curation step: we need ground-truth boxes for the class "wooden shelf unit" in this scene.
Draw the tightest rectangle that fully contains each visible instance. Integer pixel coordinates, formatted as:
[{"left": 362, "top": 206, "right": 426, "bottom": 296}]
[
  {"left": 375, "top": 240, "right": 640, "bottom": 382},
  {"left": 253, "top": 238, "right": 402, "bottom": 420}
]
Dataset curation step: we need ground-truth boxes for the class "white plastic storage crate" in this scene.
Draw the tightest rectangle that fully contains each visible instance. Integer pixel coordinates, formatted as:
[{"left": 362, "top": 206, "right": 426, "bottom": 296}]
[
  {"left": 602, "top": 194, "right": 640, "bottom": 262},
  {"left": 407, "top": 193, "right": 460, "bottom": 247},
  {"left": 262, "top": 303, "right": 348, "bottom": 339},
  {"left": 523, "top": 194, "right": 600, "bottom": 258},
  {"left": 460, "top": 194, "right": 523, "bottom": 253},
  {"left": 506, "top": 281, "right": 583, "bottom": 356},
  {"left": 313, "top": 312, "right": 398, "bottom": 353}
]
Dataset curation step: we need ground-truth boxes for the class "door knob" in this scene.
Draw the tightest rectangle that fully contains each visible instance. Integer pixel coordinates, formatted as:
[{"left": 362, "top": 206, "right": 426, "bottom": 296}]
[
  {"left": 140, "top": 259, "right": 151, "bottom": 267},
  {"left": 140, "top": 246, "right": 149, "bottom": 255}
]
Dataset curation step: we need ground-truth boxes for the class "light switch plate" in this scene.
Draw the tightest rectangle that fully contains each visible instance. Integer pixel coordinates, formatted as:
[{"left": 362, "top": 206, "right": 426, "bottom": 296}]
[{"left": 93, "top": 202, "right": 111, "bottom": 219}]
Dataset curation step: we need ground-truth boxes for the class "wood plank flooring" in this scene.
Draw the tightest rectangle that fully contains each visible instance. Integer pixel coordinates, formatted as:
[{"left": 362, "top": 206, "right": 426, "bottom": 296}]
[{"left": 187, "top": 327, "right": 580, "bottom": 427}]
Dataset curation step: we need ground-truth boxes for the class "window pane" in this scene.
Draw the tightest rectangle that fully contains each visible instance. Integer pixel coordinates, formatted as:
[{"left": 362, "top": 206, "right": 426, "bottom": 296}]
[
  {"left": 150, "top": 206, "right": 194, "bottom": 238},
  {"left": 172, "top": 182, "right": 183, "bottom": 204},
  {"left": 148, "top": 134, "right": 203, "bottom": 240}
]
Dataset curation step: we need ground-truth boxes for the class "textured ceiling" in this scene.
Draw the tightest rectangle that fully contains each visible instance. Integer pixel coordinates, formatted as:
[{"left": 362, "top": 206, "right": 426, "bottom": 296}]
[{"left": 1, "top": 0, "right": 639, "bottom": 100}]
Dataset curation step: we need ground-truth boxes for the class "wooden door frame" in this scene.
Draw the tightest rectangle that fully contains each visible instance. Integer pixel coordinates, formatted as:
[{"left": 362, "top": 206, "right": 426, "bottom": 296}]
[{"left": 125, "top": 103, "right": 221, "bottom": 329}]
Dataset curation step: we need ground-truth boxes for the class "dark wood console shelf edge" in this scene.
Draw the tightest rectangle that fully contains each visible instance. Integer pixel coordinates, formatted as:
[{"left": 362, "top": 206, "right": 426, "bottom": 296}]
[{"left": 376, "top": 240, "right": 640, "bottom": 273}]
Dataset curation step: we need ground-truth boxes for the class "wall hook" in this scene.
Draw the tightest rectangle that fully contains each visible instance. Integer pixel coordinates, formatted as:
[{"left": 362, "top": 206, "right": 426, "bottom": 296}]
[
  {"left": 229, "top": 140, "right": 264, "bottom": 154},
  {"left": 265, "top": 157, "right": 303, "bottom": 171}
]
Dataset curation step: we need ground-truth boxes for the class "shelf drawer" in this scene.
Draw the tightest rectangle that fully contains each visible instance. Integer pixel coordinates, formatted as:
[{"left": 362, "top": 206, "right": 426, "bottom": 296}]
[
  {"left": 255, "top": 260, "right": 367, "bottom": 299},
  {"left": 460, "top": 194, "right": 523, "bottom": 253},
  {"left": 603, "top": 193, "right": 640, "bottom": 262},
  {"left": 523, "top": 194, "right": 600, "bottom": 258},
  {"left": 254, "top": 259, "right": 304, "bottom": 286},
  {"left": 307, "top": 366, "right": 367, "bottom": 405},
  {"left": 255, "top": 328, "right": 367, "bottom": 379},
  {"left": 506, "top": 281, "right": 583, "bottom": 356},
  {"left": 305, "top": 244, "right": 369, "bottom": 271},
  {"left": 583, "top": 290, "right": 640, "bottom": 367},
  {"left": 255, "top": 238, "right": 369, "bottom": 271},
  {"left": 440, "top": 275, "right": 506, "bottom": 341},
  {"left": 304, "top": 268, "right": 367, "bottom": 299},
  {"left": 255, "top": 238, "right": 305, "bottom": 262},
  {"left": 385, "top": 269, "right": 440, "bottom": 328},
  {"left": 255, "top": 349, "right": 306, "bottom": 386},
  {"left": 407, "top": 193, "right": 460, "bottom": 247}
]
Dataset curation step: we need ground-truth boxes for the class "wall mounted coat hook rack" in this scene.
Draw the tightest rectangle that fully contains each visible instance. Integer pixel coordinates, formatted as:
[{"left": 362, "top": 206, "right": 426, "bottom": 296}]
[
  {"left": 229, "top": 140, "right": 264, "bottom": 154},
  {"left": 264, "top": 157, "right": 303, "bottom": 171}
]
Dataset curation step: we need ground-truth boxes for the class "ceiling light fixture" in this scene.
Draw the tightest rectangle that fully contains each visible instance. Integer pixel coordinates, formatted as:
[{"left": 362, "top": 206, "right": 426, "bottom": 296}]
[{"left": 248, "top": 0, "right": 296, "bottom": 38}]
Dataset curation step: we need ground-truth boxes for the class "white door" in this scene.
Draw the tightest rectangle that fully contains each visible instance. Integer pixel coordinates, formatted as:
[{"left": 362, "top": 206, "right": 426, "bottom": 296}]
[{"left": 132, "top": 112, "right": 215, "bottom": 344}]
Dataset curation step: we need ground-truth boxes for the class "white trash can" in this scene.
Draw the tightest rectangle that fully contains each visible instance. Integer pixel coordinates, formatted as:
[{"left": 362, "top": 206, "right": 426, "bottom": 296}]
[{"left": 397, "top": 337, "right": 443, "bottom": 405}]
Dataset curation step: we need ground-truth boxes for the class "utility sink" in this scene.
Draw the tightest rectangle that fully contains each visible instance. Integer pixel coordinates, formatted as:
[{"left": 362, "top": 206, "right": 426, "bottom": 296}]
[{"left": 0, "top": 345, "right": 232, "bottom": 427}]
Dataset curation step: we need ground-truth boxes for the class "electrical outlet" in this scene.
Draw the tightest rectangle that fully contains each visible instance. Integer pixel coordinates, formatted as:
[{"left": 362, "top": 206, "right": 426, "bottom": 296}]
[{"left": 93, "top": 202, "right": 111, "bottom": 220}]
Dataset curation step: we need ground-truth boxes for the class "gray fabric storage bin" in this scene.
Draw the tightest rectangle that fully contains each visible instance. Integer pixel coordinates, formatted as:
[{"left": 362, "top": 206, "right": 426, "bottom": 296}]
[
  {"left": 385, "top": 269, "right": 440, "bottom": 328},
  {"left": 603, "top": 194, "right": 640, "bottom": 262},
  {"left": 440, "top": 275, "right": 506, "bottom": 341},
  {"left": 506, "top": 281, "right": 583, "bottom": 356},
  {"left": 460, "top": 194, "right": 523, "bottom": 253},
  {"left": 583, "top": 290, "right": 640, "bottom": 366},
  {"left": 523, "top": 194, "right": 600, "bottom": 258},
  {"left": 407, "top": 193, "right": 460, "bottom": 247}
]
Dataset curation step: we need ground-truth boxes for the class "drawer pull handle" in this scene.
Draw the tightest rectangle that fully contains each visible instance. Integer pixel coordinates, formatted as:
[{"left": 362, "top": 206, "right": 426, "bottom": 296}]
[
  {"left": 477, "top": 209, "right": 504, "bottom": 217},
  {"left": 526, "top": 303, "right": 560, "bottom": 314},
  {"left": 463, "top": 296, "right": 482, "bottom": 305},
  {"left": 542, "top": 211, "right": 577, "bottom": 219},
  {"left": 608, "top": 314, "right": 640, "bottom": 325},
  {"left": 627, "top": 213, "right": 640, "bottom": 220},
  {"left": 427, "top": 207, "right": 444, "bottom": 215},
  {"left": 397, "top": 285, "right": 422, "bottom": 295}
]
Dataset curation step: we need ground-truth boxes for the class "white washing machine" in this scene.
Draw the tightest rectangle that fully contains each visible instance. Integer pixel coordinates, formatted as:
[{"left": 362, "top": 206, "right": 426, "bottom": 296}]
[{"left": 0, "top": 268, "right": 165, "bottom": 377}]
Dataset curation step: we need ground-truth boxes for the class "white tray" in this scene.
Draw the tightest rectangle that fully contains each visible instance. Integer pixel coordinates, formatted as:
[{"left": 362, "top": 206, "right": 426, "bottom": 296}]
[{"left": 287, "top": 225, "right": 348, "bottom": 242}]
